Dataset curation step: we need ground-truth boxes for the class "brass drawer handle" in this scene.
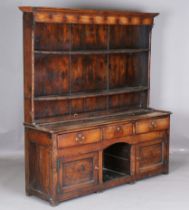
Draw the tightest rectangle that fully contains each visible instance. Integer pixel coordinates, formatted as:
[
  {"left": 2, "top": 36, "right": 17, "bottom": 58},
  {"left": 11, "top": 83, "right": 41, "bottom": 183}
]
[
  {"left": 150, "top": 120, "right": 157, "bottom": 129},
  {"left": 115, "top": 125, "right": 122, "bottom": 132},
  {"left": 75, "top": 133, "right": 85, "bottom": 143}
]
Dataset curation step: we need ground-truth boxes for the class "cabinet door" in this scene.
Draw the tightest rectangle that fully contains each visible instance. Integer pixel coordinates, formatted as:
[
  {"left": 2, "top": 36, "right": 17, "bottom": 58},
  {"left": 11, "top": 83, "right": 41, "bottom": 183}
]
[
  {"left": 57, "top": 152, "right": 99, "bottom": 194},
  {"left": 136, "top": 139, "right": 168, "bottom": 176}
]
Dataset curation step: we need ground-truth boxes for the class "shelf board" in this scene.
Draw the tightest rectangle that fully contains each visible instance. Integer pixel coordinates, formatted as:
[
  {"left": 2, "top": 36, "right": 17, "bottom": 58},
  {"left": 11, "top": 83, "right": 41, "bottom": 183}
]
[
  {"left": 104, "top": 153, "right": 129, "bottom": 161},
  {"left": 34, "top": 86, "right": 148, "bottom": 101},
  {"left": 34, "top": 48, "right": 149, "bottom": 55},
  {"left": 103, "top": 168, "right": 129, "bottom": 182}
]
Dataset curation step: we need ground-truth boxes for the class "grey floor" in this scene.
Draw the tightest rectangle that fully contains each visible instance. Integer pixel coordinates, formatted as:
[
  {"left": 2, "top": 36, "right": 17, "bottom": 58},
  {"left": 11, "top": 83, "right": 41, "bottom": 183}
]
[{"left": 0, "top": 150, "right": 189, "bottom": 210}]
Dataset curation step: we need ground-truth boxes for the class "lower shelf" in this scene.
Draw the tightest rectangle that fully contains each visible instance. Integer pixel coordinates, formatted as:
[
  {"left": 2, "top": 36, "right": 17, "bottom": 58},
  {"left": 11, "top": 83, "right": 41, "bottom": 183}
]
[{"left": 103, "top": 168, "right": 130, "bottom": 182}]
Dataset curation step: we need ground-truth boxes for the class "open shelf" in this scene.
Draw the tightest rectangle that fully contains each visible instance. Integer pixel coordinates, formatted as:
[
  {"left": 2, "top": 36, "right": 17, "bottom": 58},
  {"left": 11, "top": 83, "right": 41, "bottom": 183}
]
[
  {"left": 103, "top": 168, "right": 128, "bottom": 181},
  {"left": 103, "top": 143, "right": 131, "bottom": 182},
  {"left": 32, "top": 23, "right": 150, "bottom": 122},
  {"left": 34, "top": 86, "right": 148, "bottom": 101},
  {"left": 34, "top": 48, "right": 149, "bottom": 55}
]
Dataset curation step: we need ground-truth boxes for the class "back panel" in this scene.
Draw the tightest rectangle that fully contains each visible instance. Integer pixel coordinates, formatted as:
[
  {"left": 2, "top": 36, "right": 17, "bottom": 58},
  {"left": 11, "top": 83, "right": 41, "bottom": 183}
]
[{"left": 33, "top": 23, "right": 151, "bottom": 122}]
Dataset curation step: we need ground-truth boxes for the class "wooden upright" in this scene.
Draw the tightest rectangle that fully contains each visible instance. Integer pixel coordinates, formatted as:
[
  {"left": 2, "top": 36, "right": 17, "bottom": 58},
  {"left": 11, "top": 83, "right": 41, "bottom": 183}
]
[{"left": 19, "top": 7, "right": 171, "bottom": 205}]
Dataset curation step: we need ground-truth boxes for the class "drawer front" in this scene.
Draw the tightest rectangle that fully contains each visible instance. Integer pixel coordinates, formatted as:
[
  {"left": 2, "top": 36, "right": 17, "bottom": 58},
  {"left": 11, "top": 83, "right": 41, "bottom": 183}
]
[
  {"left": 57, "top": 129, "right": 101, "bottom": 148},
  {"left": 103, "top": 123, "right": 133, "bottom": 140},
  {"left": 135, "top": 117, "right": 169, "bottom": 134}
]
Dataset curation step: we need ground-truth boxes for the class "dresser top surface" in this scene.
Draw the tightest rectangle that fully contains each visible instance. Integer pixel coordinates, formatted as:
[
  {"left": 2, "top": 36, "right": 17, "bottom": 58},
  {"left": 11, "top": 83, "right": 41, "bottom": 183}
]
[{"left": 25, "top": 108, "right": 171, "bottom": 133}]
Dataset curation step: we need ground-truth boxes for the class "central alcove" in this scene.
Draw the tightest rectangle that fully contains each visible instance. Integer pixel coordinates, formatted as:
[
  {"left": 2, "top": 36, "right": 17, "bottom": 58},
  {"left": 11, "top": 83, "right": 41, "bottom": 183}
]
[{"left": 103, "top": 142, "right": 131, "bottom": 182}]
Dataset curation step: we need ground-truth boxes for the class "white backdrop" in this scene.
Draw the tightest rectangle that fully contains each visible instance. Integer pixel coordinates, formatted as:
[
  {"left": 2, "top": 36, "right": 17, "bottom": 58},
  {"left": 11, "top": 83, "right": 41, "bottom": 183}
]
[{"left": 0, "top": 0, "right": 189, "bottom": 156}]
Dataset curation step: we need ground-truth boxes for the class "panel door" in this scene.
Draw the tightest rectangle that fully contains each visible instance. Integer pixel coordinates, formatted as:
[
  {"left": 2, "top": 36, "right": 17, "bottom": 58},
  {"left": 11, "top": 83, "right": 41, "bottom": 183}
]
[
  {"left": 136, "top": 139, "right": 168, "bottom": 175},
  {"left": 57, "top": 152, "right": 99, "bottom": 194}
]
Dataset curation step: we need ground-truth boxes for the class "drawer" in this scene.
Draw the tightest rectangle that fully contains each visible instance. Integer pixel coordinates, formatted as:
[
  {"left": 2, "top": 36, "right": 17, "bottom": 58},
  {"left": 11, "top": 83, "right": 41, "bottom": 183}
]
[
  {"left": 103, "top": 123, "right": 133, "bottom": 140},
  {"left": 135, "top": 117, "right": 169, "bottom": 134},
  {"left": 57, "top": 129, "right": 101, "bottom": 148}
]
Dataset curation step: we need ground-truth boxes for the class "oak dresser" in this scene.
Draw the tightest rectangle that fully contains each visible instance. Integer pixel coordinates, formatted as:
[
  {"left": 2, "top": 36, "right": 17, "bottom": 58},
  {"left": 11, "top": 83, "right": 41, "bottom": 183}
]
[{"left": 19, "top": 7, "right": 171, "bottom": 205}]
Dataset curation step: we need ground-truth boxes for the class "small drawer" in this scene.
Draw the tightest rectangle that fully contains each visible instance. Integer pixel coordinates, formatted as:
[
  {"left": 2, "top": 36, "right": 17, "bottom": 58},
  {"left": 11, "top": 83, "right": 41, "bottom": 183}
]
[
  {"left": 57, "top": 129, "right": 101, "bottom": 148},
  {"left": 103, "top": 123, "right": 133, "bottom": 140},
  {"left": 135, "top": 117, "right": 170, "bottom": 134}
]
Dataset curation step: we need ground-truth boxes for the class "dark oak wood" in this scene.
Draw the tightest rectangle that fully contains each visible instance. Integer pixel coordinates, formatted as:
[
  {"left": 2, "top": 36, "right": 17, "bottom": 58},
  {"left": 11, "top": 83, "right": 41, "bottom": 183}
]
[{"left": 20, "top": 7, "right": 171, "bottom": 205}]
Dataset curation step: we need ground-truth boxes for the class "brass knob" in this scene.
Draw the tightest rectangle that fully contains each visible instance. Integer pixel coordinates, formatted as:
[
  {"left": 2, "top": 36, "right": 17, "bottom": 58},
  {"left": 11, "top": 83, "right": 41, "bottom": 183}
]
[
  {"left": 81, "top": 135, "right": 85, "bottom": 140},
  {"left": 75, "top": 133, "right": 85, "bottom": 143},
  {"left": 116, "top": 126, "right": 122, "bottom": 132},
  {"left": 78, "top": 133, "right": 82, "bottom": 138},
  {"left": 74, "top": 113, "right": 78, "bottom": 118},
  {"left": 150, "top": 120, "right": 157, "bottom": 129}
]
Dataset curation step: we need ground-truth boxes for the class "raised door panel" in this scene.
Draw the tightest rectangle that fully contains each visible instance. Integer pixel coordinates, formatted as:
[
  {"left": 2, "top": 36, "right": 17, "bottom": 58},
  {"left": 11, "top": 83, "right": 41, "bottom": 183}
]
[
  {"left": 27, "top": 142, "right": 51, "bottom": 194},
  {"left": 57, "top": 152, "right": 99, "bottom": 194},
  {"left": 136, "top": 139, "right": 167, "bottom": 175}
]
